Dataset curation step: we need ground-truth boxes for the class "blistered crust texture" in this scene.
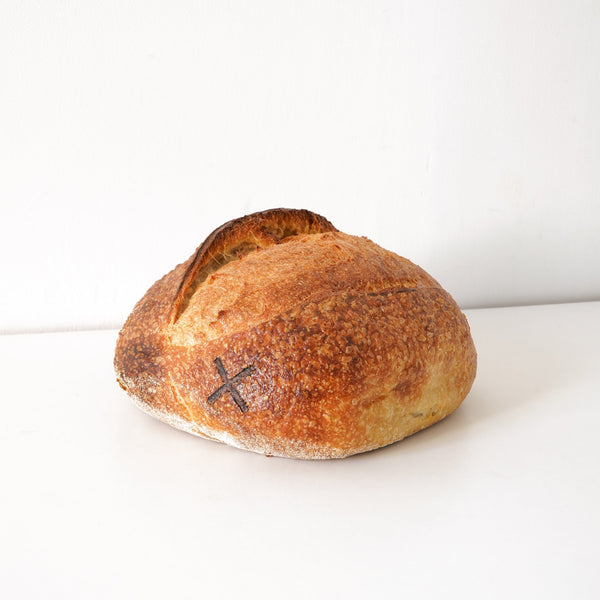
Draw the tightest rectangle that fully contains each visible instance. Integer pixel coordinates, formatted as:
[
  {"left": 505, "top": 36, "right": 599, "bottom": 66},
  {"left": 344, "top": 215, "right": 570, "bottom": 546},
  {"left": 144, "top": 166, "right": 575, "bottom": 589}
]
[{"left": 115, "top": 208, "right": 477, "bottom": 459}]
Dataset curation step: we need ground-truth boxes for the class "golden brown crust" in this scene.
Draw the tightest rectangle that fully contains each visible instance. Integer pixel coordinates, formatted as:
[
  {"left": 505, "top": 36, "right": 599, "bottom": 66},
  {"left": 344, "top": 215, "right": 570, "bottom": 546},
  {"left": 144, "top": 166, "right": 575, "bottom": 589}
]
[
  {"left": 115, "top": 208, "right": 476, "bottom": 459},
  {"left": 171, "top": 208, "right": 336, "bottom": 323}
]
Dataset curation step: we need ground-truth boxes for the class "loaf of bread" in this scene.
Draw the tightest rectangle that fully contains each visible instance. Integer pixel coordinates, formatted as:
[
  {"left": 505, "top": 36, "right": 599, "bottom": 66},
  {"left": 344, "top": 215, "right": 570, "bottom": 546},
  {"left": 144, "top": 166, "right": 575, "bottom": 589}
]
[{"left": 114, "top": 208, "right": 476, "bottom": 459}]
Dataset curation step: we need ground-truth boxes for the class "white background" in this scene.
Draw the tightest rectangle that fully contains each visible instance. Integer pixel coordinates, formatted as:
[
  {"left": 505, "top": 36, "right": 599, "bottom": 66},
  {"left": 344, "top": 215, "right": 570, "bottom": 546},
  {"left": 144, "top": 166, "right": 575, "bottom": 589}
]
[
  {"left": 2, "top": 5, "right": 600, "bottom": 599},
  {"left": 1, "top": 0, "right": 599, "bottom": 332}
]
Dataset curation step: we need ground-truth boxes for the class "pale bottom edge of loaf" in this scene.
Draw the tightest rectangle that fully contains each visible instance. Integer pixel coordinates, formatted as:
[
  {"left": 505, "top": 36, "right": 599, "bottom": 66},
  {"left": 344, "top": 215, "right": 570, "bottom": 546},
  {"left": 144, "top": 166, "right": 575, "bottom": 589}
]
[{"left": 126, "top": 391, "right": 461, "bottom": 460}]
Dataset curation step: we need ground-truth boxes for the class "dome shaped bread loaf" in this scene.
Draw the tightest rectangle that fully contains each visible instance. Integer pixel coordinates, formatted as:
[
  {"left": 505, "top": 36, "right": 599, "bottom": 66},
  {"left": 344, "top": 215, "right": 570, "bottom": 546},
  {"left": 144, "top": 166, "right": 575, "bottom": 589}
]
[{"left": 114, "top": 208, "right": 476, "bottom": 459}]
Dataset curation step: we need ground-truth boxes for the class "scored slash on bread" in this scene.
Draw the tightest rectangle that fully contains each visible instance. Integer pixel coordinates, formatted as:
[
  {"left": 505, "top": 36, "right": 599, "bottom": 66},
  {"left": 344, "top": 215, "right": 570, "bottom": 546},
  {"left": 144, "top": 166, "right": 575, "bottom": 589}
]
[{"left": 115, "top": 208, "right": 476, "bottom": 459}]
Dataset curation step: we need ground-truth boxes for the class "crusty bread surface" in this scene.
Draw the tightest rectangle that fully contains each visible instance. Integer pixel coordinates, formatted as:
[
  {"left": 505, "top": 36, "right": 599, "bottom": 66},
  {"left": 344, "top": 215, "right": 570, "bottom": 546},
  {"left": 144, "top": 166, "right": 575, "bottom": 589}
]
[{"left": 115, "top": 208, "right": 476, "bottom": 459}]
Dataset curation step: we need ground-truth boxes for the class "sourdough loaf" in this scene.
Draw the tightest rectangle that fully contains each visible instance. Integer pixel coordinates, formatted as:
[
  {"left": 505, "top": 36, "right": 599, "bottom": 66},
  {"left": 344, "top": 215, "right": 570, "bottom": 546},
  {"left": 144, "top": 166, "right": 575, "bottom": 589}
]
[{"left": 114, "top": 208, "right": 476, "bottom": 459}]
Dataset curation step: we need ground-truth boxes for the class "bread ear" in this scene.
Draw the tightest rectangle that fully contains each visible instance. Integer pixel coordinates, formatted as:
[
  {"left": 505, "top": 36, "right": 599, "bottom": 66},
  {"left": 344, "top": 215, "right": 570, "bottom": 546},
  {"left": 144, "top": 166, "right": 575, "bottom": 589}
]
[{"left": 170, "top": 208, "right": 337, "bottom": 324}]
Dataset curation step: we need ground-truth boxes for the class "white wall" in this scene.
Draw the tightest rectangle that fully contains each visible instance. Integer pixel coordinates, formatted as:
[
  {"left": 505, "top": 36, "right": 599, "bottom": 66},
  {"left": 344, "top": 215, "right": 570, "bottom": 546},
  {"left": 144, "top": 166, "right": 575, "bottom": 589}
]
[{"left": 1, "top": 1, "right": 599, "bottom": 333}]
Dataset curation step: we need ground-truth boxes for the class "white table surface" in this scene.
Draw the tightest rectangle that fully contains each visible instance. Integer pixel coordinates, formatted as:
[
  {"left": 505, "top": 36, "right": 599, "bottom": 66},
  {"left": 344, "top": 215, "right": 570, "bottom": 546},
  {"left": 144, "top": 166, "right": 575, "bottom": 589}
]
[{"left": 1, "top": 302, "right": 599, "bottom": 599}]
